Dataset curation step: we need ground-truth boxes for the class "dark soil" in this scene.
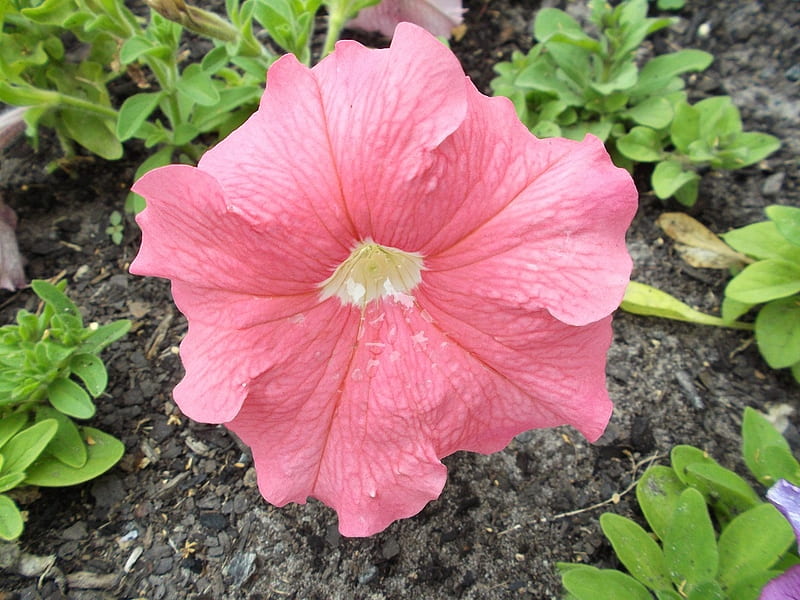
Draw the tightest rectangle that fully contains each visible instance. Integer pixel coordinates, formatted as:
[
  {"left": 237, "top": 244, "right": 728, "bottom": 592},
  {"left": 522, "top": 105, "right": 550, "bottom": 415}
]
[{"left": 1, "top": 0, "right": 798, "bottom": 598}]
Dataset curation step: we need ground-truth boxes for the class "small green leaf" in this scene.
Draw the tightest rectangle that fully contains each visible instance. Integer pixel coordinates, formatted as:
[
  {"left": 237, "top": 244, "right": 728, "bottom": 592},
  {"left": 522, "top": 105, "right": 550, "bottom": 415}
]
[
  {"left": 1, "top": 419, "right": 58, "bottom": 474},
  {"left": 36, "top": 406, "right": 86, "bottom": 469},
  {"left": 23, "top": 427, "right": 124, "bottom": 487},
  {"left": 47, "top": 378, "right": 95, "bottom": 419},
  {"left": 721, "top": 222, "right": 800, "bottom": 263},
  {"left": 617, "top": 126, "right": 664, "bottom": 162},
  {"left": 755, "top": 296, "right": 800, "bottom": 369},
  {"left": 636, "top": 465, "right": 685, "bottom": 541},
  {"left": 767, "top": 205, "right": 800, "bottom": 247},
  {"left": 742, "top": 407, "right": 800, "bottom": 486},
  {"left": 0, "top": 471, "right": 25, "bottom": 493},
  {"left": 79, "top": 320, "right": 131, "bottom": 354},
  {"left": 0, "top": 412, "right": 28, "bottom": 449},
  {"left": 634, "top": 50, "right": 713, "bottom": 97},
  {"left": 0, "top": 494, "right": 23, "bottom": 541},
  {"left": 718, "top": 504, "right": 795, "bottom": 589},
  {"left": 69, "top": 353, "right": 108, "bottom": 398},
  {"left": 116, "top": 92, "right": 164, "bottom": 141},
  {"left": 717, "top": 132, "right": 781, "bottom": 168},
  {"left": 600, "top": 513, "right": 672, "bottom": 591},
  {"left": 651, "top": 160, "right": 699, "bottom": 200},
  {"left": 561, "top": 565, "right": 653, "bottom": 600},
  {"left": 683, "top": 462, "right": 761, "bottom": 521},
  {"left": 670, "top": 101, "right": 699, "bottom": 154},
  {"left": 61, "top": 109, "right": 123, "bottom": 161},
  {"left": 721, "top": 296, "right": 754, "bottom": 324},
  {"left": 626, "top": 97, "right": 674, "bottom": 129},
  {"left": 725, "top": 260, "right": 800, "bottom": 304},
  {"left": 176, "top": 63, "right": 221, "bottom": 107},
  {"left": 727, "top": 570, "right": 784, "bottom": 600},
  {"left": 671, "top": 445, "right": 714, "bottom": 485},
  {"left": 31, "top": 280, "right": 79, "bottom": 318},
  {"left": 663, "top": 488, "right": 718, "bottom": 589},
  {"left": 685, "top": 581, "right": 725, "bottom": 600}
]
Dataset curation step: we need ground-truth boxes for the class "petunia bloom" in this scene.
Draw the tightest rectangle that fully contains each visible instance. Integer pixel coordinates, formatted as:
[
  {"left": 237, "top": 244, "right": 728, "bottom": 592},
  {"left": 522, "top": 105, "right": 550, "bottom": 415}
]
[
  {"left": 130, "top": 23, "right": 637, "bottom": 537},
  {"left": 348, "top": 0, "right": 463, "bottom": 38},
  {"left": 761, "top": 479, "right": 800, "bottom": 600}
]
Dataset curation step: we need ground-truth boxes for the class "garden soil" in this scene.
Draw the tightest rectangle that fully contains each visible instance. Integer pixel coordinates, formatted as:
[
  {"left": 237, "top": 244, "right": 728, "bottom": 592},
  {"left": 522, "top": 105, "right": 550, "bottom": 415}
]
[{"left": 0, "top": 0, "right": 798, "bottom": 598}]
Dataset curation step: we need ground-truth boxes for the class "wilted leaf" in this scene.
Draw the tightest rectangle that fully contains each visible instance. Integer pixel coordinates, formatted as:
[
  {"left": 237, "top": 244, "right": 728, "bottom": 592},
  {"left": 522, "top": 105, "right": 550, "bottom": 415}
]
[{"left": 657, "top": 212, "right": 751, "bottom": 269}]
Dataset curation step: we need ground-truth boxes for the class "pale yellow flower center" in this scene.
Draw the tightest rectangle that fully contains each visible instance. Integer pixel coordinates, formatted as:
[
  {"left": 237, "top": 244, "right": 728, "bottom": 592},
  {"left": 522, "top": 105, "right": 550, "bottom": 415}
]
[{"left": 320, "top": 241, "right": 424, "bottom": 307}]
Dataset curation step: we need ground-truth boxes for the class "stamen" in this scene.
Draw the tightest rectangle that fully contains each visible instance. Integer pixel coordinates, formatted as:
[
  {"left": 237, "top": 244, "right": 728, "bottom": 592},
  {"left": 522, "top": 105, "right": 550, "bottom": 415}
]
[{"left": 320, "top": 240, "right": 424, "bottom": 306}]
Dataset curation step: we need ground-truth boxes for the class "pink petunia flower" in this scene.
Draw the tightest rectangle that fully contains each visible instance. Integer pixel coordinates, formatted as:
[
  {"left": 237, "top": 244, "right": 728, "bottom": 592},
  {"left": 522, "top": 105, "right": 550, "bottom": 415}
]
[
  {"left": 761, "top": 480, "right": 800, "bottom": 600},
  {"left": 348, "top": 0, "right": 463, "bottom": 38},
  {"left": 130, "top": 23, "right": 637, "bottom": 537}
]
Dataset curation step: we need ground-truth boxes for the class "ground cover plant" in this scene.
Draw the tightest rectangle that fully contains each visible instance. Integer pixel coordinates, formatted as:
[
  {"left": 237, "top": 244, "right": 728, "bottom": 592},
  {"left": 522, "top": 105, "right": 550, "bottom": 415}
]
[
  {"left": 490, "top": 0, "right": 780, "bottom": 206},
  {"left": 0, "top": 280, "right": 129, "bottom": 540},
  {"left": 559, "top": 407, "right": 800, "bottom": 600},
  {"left": 0, "top": 0, "right": 796, "bottom": 598}
]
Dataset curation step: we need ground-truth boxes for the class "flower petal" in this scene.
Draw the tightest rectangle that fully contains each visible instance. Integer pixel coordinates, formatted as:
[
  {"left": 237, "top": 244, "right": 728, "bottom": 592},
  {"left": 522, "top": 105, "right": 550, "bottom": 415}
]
[
  {"left": 416, "top": 85, "right": 637, "bottom": 326},
  {"left": 130, "top": 164, "right": 329, "bottom": 293},
  {"left": 229, "top": 292, "right": 611, "bottom": 536},
  {"left": 178, "top": 298, "right": 353, "bottom": 423},
  {"left": 199, "top": 23, "right": 468, "bottom": 256},
  {"left": 349, "top": 0, "right": 464, "bottom": 39}
]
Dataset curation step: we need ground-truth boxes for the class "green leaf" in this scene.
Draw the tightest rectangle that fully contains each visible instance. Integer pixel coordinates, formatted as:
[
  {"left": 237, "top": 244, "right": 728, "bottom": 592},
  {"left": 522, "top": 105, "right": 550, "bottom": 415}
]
[
  {"left": 717, "top": 132, "right": 781, "bottom": 168},
  {"left": 600, "top": 513, "right": 672, "bottom": 591},
  {"left": 626, "top": 97, "right": 674, "bottom": 129},
  {"left": 663, "top": 488, "right": 718, "bottom": 590},
  {"left": 621, "top": 282, "right": 751, "bottom": 329},
  {"left": 561, "top": 565, "right": 653, "bottom": 600},
  {"left": 79, "top": 320, "right": 131, "bottom": 354},
  {"left": 728, "top": 570, "right": 784, "bottom": 600},
  {"left": 119, "top": 35, "right": 158, "bottom": 64},
  {"left": 533, "top": 8, "right": 586, "bottom": 43},
  {"left": 31, "top": 280, "right": 79, "bottom": 319},
  {"left": 116, "top": 92, "right": 164, "bottom": 141},
  {"left": 633, "top": 50, "right": 713, "bottom": 97},
  {"left": 670, "top": 101, "right": 699, "bottom": 154},
  {"left": 617, "top": 126, "right": 664, "bottom": 162},
  {"left": 60, "top": 108, "right": 123, "bottom": 160},
  {"left": 636, "top": 465, "right": 686, "bottom": 541},
  {"left": 721, "top": 296, "right": 754, "bottom": 324},
  {"left": 47, "top": 378, "right": 95, "bottom": 419},
  {"left": 590, "top": 63, "right": 637, "bottom": 95},
  {"left": 683, "top": 462, "right": 762, "bottom": 520},
  {"left": 685, "top": 581, "right": 725, "bottom": 600},
  {"left": 0, "top": 412, "right": 28, "bottom": 450},
  {"left": 721, "top": 222, "right": 800, "bottom": 263},
  {"left": 36, "top": 406, "right": 86, "bottom": 469},
  {"left": 725, "top": 260, "right": 800, "bottom": 304},
  {"left": 742, "top": 406, "right": 800, "bottom": 486},
  {"left": 695, "top": 96, "right": 742, "bottom": 141},
  {"left": 755, "top": 296, "right": 800, "bottom": 368},
  {"left": 717, "top": 504, "right": 794, "bottom": 589},
  {"left": 23, "top": 427, "right": 124, "bottom": 487},
  {"left": 176, "top": 63, "right": 221, "bottom": 107},
  {"left": 0, "top": 494, "right": 23, "bottom": 541},
  {"left": 0, "top": 471, "right": 25, "bottom": 493},
  {"left": 69, "top": 353, "right": 107, "bottom": 397},
  {"left": 767, "top": 205, "right": 800, "bottom": 247},
  {"left": 1, "top": 419, "right": 58, "bottom": 474},
  {"left": 671, "top": 445, "right": 714, "bottom": 485},
  {"left": 651, "top": 160, "right": 699, "bottom": 200}
]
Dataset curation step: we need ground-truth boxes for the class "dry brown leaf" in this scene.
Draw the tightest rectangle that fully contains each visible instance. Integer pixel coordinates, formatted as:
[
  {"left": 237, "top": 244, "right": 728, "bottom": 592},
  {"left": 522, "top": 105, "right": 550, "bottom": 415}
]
[{"left": 656, "top": 212, "right": 752, "bottom": 269}]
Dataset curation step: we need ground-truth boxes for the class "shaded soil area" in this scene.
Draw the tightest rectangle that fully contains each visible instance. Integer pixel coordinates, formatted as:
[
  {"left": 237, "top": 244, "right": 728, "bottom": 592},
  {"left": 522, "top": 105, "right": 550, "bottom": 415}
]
[{"left": 0, "top": 0, "right": 798, "bottom": 598}]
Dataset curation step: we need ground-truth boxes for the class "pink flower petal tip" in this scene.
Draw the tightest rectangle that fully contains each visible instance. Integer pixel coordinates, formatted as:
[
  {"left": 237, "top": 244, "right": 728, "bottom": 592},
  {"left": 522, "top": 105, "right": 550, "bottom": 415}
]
[{"left": 130, "top": 23, "right": 638, "bottom": 537}]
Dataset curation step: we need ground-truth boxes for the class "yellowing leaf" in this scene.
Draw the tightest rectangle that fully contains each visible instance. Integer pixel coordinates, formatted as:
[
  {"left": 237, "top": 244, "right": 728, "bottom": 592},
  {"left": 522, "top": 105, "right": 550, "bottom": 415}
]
[
  {"left": 657, "top": 212, "right": 751, "bottom": 269},
  {"left": 621, "top": 282, "right": 753, "bottom": 330}
]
